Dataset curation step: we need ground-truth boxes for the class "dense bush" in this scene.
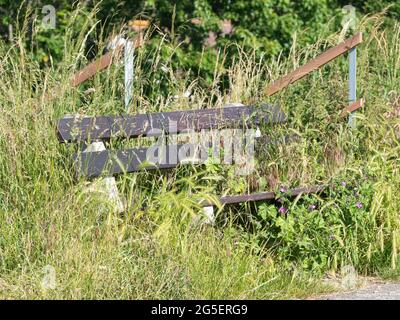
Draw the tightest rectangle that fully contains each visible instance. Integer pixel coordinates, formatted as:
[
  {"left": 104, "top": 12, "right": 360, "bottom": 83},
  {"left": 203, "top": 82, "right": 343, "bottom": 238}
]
[
  {"left": 253, "top": 174, "right": 380, "bottom": 272},
  {"left": 0, "top": 0, "right": 397, "bottom": 86}
]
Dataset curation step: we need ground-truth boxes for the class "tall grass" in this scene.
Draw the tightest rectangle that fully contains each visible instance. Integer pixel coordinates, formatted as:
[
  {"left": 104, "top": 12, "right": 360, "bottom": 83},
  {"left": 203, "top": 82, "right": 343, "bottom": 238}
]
[{"left": 0, "top": 8, "right": 400, "bottom": 299}]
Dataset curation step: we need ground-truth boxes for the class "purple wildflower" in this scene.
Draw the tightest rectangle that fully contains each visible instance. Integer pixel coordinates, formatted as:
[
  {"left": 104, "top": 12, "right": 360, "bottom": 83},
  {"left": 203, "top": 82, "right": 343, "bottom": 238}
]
[
  {"left": 309, "top": 204, "right": 317, "bottom": 211},
  {"left": 356, "top": 202, "right": 363, "bottom": 209},
  {"left": 278, "top": 207, "right": 287, "bottom": 215},
  {"left": 280, "top": 186, "right": 287, "bottom": 193},
  {"left": 341, "top": 181, "right": 347, "bottom": 187}
]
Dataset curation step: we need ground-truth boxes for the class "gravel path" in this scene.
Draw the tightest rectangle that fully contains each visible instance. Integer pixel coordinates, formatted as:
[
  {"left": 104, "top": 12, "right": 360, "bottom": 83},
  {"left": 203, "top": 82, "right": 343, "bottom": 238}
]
[{"left": 318, "top": 282, "right": 400, "bottom": 300}]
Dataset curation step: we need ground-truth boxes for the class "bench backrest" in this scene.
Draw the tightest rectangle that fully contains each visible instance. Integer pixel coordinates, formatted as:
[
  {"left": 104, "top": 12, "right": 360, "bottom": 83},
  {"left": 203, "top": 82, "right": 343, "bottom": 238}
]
[
  {"left": 57, "top": 104, "right": 286, "bottom": 143},
  {"left": 58, "top": 104, "right": 286, "bottom": 178}
]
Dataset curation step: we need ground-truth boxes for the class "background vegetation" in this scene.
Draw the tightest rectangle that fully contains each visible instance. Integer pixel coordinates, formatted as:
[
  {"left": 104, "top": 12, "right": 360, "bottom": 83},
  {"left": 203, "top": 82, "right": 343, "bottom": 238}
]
[
  {"left": 0, "top": 1, "right": 399, "bottom": 299},
  {"left": 1, "top": 0, "right": 400, "bottom": 87}
]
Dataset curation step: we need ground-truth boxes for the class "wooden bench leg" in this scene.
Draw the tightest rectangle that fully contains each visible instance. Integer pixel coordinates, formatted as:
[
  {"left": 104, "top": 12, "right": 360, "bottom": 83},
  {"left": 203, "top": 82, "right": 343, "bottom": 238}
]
[
  {"left": 191, "top": 205, "right": 215, "bottom": 227},
  {"left": 202, "top": 206, "right": 215, "bottom": 225},
  {"left": 82, "top": 141, "right": 125, "bottom": 213},
  {"left": 190, "top": 102, "right": 244, "bottom": 226},
  {"left": 64, "top": 115, "right": 125, "bottom": 213}
]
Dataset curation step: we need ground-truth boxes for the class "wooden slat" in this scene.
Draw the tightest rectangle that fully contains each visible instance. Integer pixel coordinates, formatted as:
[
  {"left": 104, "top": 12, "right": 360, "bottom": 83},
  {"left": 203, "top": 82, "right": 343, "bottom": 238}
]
[
  {"left": 74, "top": 144, "right": 196, "bottom": 178},
  {"left": 71, "top": 50, "right": 118, "bottom": 87},
  {"left": 73, "top": 133, "right": 296, "bottom": 179},
  {"left": 266, "top": 33, "right": 363, "bottom": 96},
  {"left": 201, "top": 185, "right": 325, "bottom": 206},
  {"left": 339, "top": 98, "right": 364, "bottom": 117},
  {"left": 346, "top": 98, "right": 364, "bottom": 113},
  {"left": 71, "top": 36, "right": 144, "bottom": 87},
  {"left": 72, "top": 134, "right": 298, "bottom": 179},
  {"left": 57, "top": 104, "right": 286, "bottom": 143}
]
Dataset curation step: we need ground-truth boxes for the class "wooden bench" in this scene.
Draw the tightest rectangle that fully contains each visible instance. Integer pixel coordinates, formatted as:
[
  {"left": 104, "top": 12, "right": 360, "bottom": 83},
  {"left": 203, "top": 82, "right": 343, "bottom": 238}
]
[
  {"left": 57, "top": 103, "right": 324, "bottom": 214},
  {"left": 57, "top": 33, "right": 365, "bottom": 216}
]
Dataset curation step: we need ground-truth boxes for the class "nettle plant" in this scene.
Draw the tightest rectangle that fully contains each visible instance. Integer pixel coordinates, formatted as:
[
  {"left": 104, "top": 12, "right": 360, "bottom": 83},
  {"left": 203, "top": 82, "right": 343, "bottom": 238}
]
[{"left": 254, "top": 172, "right": 376, "bottom": 271}]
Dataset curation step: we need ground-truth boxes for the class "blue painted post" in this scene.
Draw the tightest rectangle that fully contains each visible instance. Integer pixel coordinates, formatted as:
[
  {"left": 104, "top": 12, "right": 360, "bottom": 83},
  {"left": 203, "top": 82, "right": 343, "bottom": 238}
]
[
  {"left": 125, "top": 40, "right": 134, "bottom": 112},
  {"left": 348, "top": 47, "right": 357, "bottom": 127}
]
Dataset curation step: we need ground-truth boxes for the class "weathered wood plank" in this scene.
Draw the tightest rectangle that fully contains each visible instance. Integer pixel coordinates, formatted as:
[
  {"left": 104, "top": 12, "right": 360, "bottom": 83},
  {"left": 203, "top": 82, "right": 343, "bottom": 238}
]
[
  {"left": 266, "top": 33, "right": 363, "bottom": 96},
  {"left": 74, "top": 144, "right": 208, "bottom": 178},
  {"left": 345, "top": 98, "right": 364, "bottom": 114},
  {"left": 202, "top": 185, "right": 325, "bottom": 206},
  {"left": 71, "top": 50, "right": 119, "bottom": 87},
  {"left": 58, "top": 104, "right": 286, "bottom": 143},
  {"left": 73, "top": 133, "right": 298, "bottom": 179}
]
